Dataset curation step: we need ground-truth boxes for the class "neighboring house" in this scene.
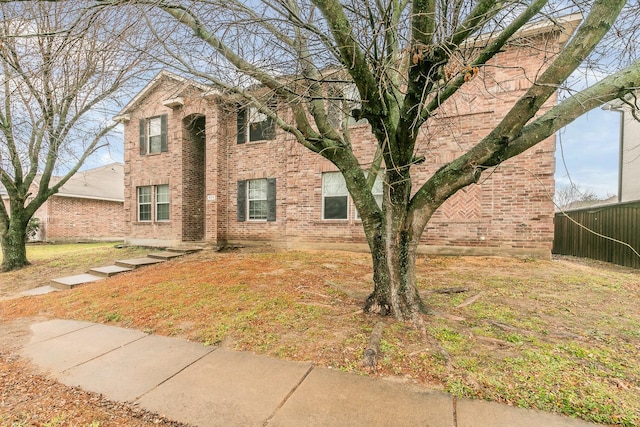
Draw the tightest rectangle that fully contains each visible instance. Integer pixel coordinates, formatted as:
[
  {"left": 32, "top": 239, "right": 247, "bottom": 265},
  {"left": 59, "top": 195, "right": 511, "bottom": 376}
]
[
  {"left": 603, "top": 99, "right": 640, "bottom": 202},
  {"left": 115, "top": 19, "right": 576, "bottom": 259},
  {"left": 31, "top": 163, "right": 125, "bottom": 241},
  {"left": 563, "top": 195, "right": 618, "bottom": 211}
]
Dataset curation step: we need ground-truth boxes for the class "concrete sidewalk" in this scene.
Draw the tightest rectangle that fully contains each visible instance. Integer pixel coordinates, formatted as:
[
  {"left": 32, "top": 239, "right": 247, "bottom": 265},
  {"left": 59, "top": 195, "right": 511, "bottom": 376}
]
[{"left": 20, "top": 319, "right": 596, "bottom": 427}]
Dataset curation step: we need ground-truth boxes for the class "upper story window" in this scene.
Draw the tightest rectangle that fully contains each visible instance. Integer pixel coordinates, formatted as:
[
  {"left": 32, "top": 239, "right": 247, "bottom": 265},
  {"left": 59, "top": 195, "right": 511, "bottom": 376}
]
[
  {"left": 327, "top": 83, "right": 368, "bottom": 128},
  {"left": 139, "top": 114, "right": 168, "bottom": 155},
  {"left": 237, "top": 106, "right": 276, "bottom": 144},
  {"left": 237, "top": 178, "right": 277, "bottom": 222}
]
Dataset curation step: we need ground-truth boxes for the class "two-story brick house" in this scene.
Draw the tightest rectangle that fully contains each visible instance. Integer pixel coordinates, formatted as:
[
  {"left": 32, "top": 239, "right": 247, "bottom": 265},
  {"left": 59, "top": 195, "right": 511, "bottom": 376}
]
[{"left": 115, "top": 19, "right": 575, "bottom": 258}]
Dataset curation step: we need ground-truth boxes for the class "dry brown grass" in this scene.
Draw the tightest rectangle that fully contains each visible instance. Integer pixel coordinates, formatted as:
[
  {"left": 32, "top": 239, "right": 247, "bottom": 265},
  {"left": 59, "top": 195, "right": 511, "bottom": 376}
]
[{"left": 1, "top": 246, "right": 640, "bottom": 425}]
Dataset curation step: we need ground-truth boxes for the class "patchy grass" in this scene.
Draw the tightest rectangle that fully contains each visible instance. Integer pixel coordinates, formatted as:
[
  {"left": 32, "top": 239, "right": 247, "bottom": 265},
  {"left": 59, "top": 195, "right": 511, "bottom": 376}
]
[
  {"left": 0, "top": 242, "right": 149, "bottom": 299},
  {"left": 1, "top": 249, "right": 640, "bottom": 425}
]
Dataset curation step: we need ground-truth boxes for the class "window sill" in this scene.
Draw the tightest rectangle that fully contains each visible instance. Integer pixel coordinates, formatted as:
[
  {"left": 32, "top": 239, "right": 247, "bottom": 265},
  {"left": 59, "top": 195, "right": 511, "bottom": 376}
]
[
  {"left": 314, "top": 220, "right": 350, "bottom": 226},
  {"left": 135, "top": 221, "right": 171, "bottom": 225}
]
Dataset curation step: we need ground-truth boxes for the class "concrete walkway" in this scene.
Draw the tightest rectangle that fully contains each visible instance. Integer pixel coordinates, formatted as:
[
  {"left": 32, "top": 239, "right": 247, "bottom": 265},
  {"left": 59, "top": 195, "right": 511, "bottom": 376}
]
[{"left": 20, "top": 319, "right": 597, "bottom": 427}]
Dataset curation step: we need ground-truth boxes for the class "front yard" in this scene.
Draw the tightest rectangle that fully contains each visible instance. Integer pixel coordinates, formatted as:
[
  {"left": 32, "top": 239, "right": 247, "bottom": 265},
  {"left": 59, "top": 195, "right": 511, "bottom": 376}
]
[{"left": 1, "top": 243, "right": 639, "bottom": 425}]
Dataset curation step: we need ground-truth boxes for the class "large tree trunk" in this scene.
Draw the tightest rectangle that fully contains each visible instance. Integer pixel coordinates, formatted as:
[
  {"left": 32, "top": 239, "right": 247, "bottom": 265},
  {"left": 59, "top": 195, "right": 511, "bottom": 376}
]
[
  {"left": 365, "top": 233, "right": 425, "bottom": 322},
  {"left": 365, "top": 172, "right": 426, "bottom": 324},
  {"left": 1, "top": 217, "right": 30, "bottom": 272}
]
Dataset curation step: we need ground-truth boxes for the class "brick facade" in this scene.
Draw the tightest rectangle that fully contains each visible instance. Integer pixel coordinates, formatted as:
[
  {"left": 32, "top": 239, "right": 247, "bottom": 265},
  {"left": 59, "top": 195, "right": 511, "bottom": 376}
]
[
  {"left": 118, "top": 27, "right": 566, "bottom": 258},
  {"left": 27, "top": 163, "right": 125, "bottom": 242},
  {"left": 37, "top": 196, "right": 124, "bottom": 242}
]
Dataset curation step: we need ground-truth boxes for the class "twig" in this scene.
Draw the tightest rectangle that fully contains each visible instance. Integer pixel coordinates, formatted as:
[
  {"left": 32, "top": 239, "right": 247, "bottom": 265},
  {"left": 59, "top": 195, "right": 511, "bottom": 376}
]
[
  {"left": 432, "top": 286, "right": 469, "bottom": 294},
  {"left": 361, "top": 321, "right": 385, "bottom": 372},
  {"left": 456, "top": 292, "right": 483, "bottom": 308}
]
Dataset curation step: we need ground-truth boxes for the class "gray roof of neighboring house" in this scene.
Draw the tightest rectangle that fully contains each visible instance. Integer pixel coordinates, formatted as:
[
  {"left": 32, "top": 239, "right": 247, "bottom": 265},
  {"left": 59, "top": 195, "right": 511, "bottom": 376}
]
[
  {"left": 558, "top": 195, "right": 618, "bottom": 212},
  {"left": 45, "top": 163, "right": 124, "bottom": 202}
]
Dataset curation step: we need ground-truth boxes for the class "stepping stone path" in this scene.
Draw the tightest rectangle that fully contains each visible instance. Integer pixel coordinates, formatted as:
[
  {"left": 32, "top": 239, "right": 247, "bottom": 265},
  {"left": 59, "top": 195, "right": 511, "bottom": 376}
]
[{"left": 45, "top": 247, "right": 203, "bottom": 291}]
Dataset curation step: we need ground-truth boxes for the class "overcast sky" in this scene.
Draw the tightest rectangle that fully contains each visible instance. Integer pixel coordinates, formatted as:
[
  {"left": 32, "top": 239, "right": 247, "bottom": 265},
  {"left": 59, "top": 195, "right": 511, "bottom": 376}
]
[{"left": 555, "top": 108, "right": 620, "bottom": 198}]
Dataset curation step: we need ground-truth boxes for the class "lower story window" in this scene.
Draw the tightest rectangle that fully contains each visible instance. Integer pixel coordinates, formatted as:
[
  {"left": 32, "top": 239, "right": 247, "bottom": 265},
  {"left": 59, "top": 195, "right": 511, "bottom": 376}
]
[
  {"left": 322, "top": 172, "right": 348, "bottom": 219},
  {"left": 237, "top": 178, "right": 276, "bottom": 222},
  {"left": 248, "top": 179, "right": 268, "bottom": 220},
  {"left": 356, "top": 172, "right": 384, "bottom": 219},
  {"left": 138, "top": 186, "right": 151, "bottom": 221},
  {"left": 156, "top": 185, "right": 170, "bottom": 221},
  {"left": 137, "top": 184, "right": 169, "bottom": 222}
]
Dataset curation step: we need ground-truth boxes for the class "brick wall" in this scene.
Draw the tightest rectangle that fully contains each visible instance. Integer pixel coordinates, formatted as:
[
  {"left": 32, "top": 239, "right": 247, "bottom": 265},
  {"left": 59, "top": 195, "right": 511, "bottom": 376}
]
[
  {"left": 40, "top": 196, "right": 124, "bottom": 241},
  {"left": 181, "top": 113, "right": 206, "bottom": 241},
  {"left": 123, "top": 76, "right": 224, "bottom": 246},
  {"left": 218, "top": 32, "right": 558, "bottom": 257},
  {"left": 123, "top": 29, "right": 561, "bottom": 257}
]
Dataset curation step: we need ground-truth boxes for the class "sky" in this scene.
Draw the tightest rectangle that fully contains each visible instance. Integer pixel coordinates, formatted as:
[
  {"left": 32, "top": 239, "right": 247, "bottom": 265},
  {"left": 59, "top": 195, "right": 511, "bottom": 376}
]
[{"left": 555, "top": 108, "right": 621, "bottom": 198}]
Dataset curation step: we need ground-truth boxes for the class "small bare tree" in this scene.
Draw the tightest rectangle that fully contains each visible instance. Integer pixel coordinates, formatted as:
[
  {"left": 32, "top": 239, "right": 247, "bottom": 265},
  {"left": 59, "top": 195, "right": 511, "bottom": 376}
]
[
  {"left": 103, "top": 0, "right": 640, "bottom": 323},
  {"left": 0, "top": 1, "right": 147, "bottom": 271},
  {"left": 555, "top": 184, "right": 613, "bottom": 210}
]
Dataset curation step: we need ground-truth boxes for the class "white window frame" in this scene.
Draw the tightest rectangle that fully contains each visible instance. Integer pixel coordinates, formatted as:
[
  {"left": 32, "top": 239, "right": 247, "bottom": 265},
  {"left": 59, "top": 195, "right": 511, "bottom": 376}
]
[
  {"left": 355, "top": 172, "right": 384, "bottom": 220},
  {"left": 137, "top": 186, "right": 152, "bottom": 222},
  {"left": 148, "top": 116, "right": 163, "bottom": 153},
  {"left": 247, "top": 107, "right": 272, "bottom": 142},
  {"left": 155, "top": 184, "right": 170, "bottom": 221},
  {"left": 322, "top": 172, "right": 349, "bottom": 220},
  {"left": 247, "top": 178, "right": 268, "bottom": 220}
]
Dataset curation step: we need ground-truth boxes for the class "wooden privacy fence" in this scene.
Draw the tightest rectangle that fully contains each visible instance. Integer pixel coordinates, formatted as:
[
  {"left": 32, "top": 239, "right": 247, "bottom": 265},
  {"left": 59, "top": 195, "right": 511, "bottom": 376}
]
[{"left": 553, "top": 201, "right": 640, "bottom": 269}]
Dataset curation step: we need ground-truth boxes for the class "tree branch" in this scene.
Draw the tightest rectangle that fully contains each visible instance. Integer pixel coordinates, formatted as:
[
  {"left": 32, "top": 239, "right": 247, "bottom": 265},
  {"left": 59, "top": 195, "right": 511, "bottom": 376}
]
[{"left": 311, "top": 0, "right": 383, "bottom": 119}]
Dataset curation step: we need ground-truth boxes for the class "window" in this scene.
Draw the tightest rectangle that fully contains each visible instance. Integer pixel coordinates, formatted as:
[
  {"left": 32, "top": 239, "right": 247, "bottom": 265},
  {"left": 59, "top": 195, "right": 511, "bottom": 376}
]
[
  {"left": 248, "top": 179, "right": 268, "bottom": 220},
  {"left": 137, "top": 185, "right": 169, "bottom": 222},
  {"left": 322, "top": 172, "right": 348, "bottom": 220},
  {"left": 156, "top": 185, "right": 170, "bottom": 221},
  {"left": 237, "top": 178, "right": 276, "bottom": 222},
  {"left": 356, "top": 173, "right": 384, "bottom": 219},
  {"left": 138, "top": 186, "right": 151, "bottom": 221},
  {"left": 139, "top": 114, "right": 168, "bottom": 154},
  {"left": 237, "top": 106, "right": 276, "bottom": 143},
  {"left": 327, "top": 83, "right": 367, "bottom": 128}
]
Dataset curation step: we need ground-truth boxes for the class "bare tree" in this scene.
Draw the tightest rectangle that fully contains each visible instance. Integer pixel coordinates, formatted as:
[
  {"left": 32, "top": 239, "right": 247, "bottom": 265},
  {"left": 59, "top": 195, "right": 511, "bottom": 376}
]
[
  {"left": 114, "top": 0, "right": 639, "bottom": 323},
  {"left": 0, "top": 1, "right": 147, "bottom": 271},
  {"left": 555, "top": 184, "right": 614, "bottom": 210}
]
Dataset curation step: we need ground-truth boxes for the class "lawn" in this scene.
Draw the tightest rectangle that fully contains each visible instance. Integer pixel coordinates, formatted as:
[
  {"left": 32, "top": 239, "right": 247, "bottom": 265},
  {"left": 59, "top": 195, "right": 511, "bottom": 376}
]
[
  {"left": 1, "top": 245, "right": 639, "bottom": 425},
  {"left": 0, "top": 242, "right": 149, "bottom": 300}
]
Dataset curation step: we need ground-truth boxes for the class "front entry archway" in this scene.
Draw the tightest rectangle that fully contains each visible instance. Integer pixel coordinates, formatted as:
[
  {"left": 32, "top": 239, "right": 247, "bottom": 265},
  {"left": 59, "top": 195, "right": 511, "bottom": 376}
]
[{"left": 182, "top": 114, "right": 206, "bottom": 241}]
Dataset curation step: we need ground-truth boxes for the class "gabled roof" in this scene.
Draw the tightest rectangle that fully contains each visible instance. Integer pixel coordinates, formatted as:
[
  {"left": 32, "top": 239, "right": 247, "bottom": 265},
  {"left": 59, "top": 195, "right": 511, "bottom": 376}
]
[
  {"left": 114, "top": 70, "right": 219, "bottom": 122},
  {"left": 39, "top": 163, "right": 124, "bottom": 202}
]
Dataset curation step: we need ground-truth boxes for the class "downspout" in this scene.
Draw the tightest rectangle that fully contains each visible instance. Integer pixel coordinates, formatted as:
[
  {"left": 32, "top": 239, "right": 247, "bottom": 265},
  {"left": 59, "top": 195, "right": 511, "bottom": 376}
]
[
  {"left": 617, "top": 110, "right": 624, "bottom": 203},
  {"left": 602, "top": 103, "right": 624, "bottom": 203}
]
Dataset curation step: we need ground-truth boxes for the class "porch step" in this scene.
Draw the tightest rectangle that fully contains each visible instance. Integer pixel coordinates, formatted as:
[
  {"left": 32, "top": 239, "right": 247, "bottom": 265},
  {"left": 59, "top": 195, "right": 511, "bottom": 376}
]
[
  {"left": 51, "top": 273, "right": 104, "bottom": 290},
  {"left": 37, "top": 249, "right": 196, "bottom": 296},
  {"left": 88, "top": 265, "right": 134, "bottom": 277},
  {"left": 166, "top": 247, "right": 204, "bottom": 254},
  {"left": 20, "top": 285, "right": 61, "bottom": 297},
  {"left": 115, "top": 257, "right": 166, "bottom": 269},
  {"left": 147, "top": 251, "right": 185, "bottom": 260}
]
